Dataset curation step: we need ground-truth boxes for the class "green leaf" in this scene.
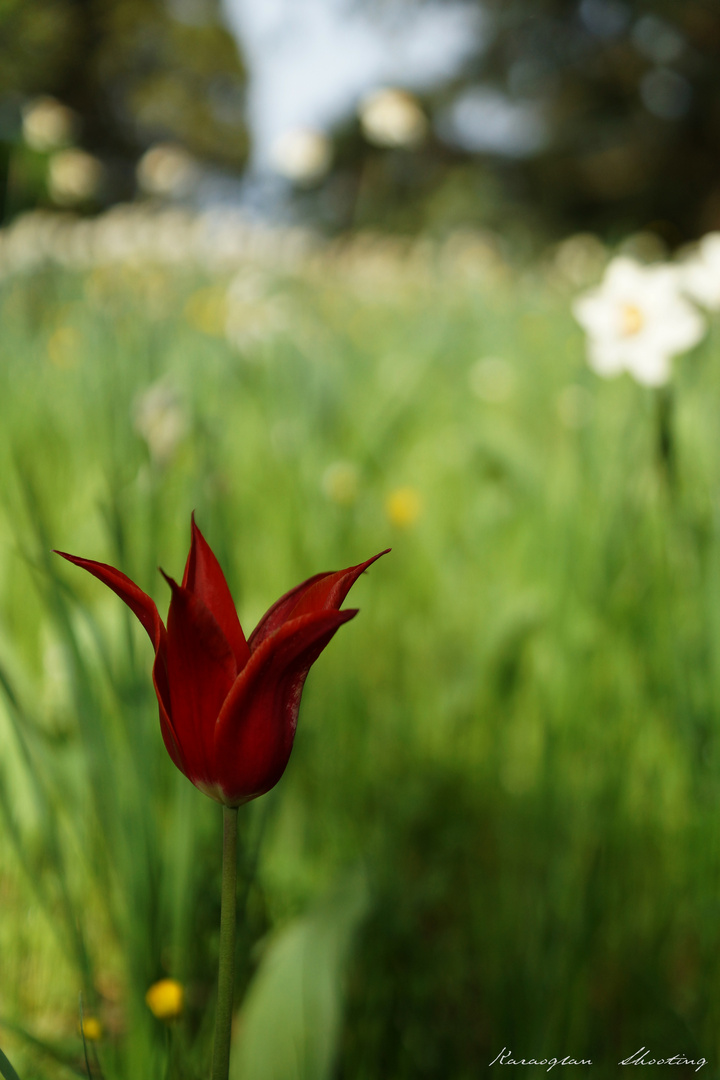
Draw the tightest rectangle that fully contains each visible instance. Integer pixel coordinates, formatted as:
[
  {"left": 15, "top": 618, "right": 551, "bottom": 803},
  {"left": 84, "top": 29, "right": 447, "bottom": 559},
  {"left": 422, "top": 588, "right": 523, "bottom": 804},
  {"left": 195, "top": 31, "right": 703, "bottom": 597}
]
[
  {"left": 231, "top": 870, "right": 369, "bottom": 1080},
  {"left": 0, "top": 1045, "right": 21, "bottom": 1080}
]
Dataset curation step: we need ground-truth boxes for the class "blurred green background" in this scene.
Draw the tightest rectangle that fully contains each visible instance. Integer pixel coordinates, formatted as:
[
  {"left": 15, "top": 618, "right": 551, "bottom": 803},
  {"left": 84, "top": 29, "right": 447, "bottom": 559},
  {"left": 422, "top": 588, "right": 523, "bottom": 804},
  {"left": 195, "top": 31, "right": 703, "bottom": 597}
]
[{"left": 1, "top": 2, "right": 720, "bottom": 1079}]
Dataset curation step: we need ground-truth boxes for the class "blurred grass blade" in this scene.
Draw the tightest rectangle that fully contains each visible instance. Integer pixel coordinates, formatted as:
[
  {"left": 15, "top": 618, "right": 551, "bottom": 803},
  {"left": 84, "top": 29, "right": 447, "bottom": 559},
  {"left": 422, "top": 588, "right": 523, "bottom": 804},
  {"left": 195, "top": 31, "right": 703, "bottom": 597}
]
[
  {"left": 231, "top": 870, "right": 369, "bottom": 1080},
  {"left": 77, "top": 994, "right": 105, "bottom": 1080},
  {"left": 0, "top": 1046, "right": 21, "bottom": 1080},
  {"left": 0, "top": 676, "right": 94, "bottom": 991},
  {"left": 0, "top": 1019, "right": 87, "bottom": 1078}
]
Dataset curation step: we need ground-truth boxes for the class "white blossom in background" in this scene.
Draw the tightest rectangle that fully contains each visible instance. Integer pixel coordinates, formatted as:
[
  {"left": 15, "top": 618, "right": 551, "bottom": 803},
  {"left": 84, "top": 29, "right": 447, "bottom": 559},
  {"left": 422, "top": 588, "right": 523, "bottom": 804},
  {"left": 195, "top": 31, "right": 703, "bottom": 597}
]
[
  {"left": 270, "top": 127, "right": 332, "bottom": 185},
  {"left": 553, "top": 233, "right": 607, "bottom": 287},
  {"left": 678, "top": 232, "right": 720, "bottom": 311},
  {"left": 136, "top": 143, "right": 200, "bottom": 199},
  {"left": 322, "top": 461, "right": 360, "bottom": 506},
  {"left": 572, "top": 256, "right": 706, "bottom": 386},
  {"left": 225, "top": 269, "right": 289, "bottom": 350},
  {"left": 22, "top": 97, "right": 75, "bottom": 152},
  {"left": 468, "top": 357, "right": 516, "bottom": 402},
  {"left": 48, "top": 149, "right": 103, "bottom": 205},
  {"left": 556, "top": 385, "right": 594, "bottom": 429},
  {"left": 225, "top": 0, "right": 481, "bottom": 170},
  {"left": 133, "top": 383, "right": 189, "bottom": 466},
  {"left": 0, "top": 206, "right": 319, "bottom": 280},
  {"left": 359, "top": 88, "right": 428, "bottom": 148}
]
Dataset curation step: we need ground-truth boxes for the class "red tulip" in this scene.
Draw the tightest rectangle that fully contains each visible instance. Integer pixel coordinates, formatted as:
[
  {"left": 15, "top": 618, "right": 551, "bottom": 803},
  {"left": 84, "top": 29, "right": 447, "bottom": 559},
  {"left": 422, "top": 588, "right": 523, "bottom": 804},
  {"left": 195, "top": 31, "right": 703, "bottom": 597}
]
[{"left": 55, "top": 518, "right": 388, "bottom": 805}]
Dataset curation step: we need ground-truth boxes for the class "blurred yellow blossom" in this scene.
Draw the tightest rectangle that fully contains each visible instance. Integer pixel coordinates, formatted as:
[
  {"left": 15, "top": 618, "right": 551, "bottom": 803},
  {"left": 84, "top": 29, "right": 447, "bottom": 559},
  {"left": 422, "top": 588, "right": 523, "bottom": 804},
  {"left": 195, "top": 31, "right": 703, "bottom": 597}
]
[
  {"left": 145, "top": 978, "right": 184, "bottom": 1020},
  {"left": 322, "top": 462, "right": 360, "bottom": 506},
  {"left": 79, "top": 1017, "right": 102, "bottom": 1041},
  {"left": 359, "top": 88, "right": 428, "bottom": 149},
  {"left": 185, "top": 286, "right": 228, "bottom": 336},
  {"left": 385, "top": 487, "right": 423, "bottom": 528},
  {"left": 47, "top": 326, "right": 81, "bottom": 369}
]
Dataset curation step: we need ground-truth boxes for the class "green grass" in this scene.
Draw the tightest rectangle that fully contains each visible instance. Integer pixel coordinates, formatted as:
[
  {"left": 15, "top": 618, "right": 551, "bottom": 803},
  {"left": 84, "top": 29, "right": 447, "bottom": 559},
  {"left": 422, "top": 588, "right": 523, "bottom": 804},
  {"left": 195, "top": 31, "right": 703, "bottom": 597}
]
[{"left": 0, "top": 222, "right": 720, "bottom": 1079}]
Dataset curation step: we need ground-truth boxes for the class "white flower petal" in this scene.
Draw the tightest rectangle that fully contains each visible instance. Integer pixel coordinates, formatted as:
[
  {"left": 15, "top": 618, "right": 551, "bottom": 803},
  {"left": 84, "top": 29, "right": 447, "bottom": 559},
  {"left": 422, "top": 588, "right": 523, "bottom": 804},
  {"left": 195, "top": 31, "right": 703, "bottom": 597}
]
[
  {"left": 625, "top": 351, "right": 671, "bottom": 386},
  {"left": 586, "top": 341, "right": 627, "bottom": 378},
  {"left": 572, "top": 294, "right": 615, "bottom": 337},
  {"left": 603, "top": 256, "right": 644, "bottom": 294},
  {"left": 680, "top": 234, "right": 720, "bottom": 310},
  {"left": 574, "top": 251, "right": 706, "bottom": 383}
]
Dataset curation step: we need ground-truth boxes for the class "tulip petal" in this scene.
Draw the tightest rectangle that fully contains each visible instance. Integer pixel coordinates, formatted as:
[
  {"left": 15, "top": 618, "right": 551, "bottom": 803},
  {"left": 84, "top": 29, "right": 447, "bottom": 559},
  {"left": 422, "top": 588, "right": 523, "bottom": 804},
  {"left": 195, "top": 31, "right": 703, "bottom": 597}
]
[
  {"left": 54, "top": 551, "right": 164, "bottom": 649},
  {"left": 154, "top": 668, "right": 186, "bottom": 774},
  {"left": 214, "top": 609, "right": 358, "bottom": 804},
  {"left": 248, "top": 549, "right": 389, "bottom": 651},
  {"left": 162, "top": 573, "right": 237, "bottom": 787},
  {"left": 53, "top": 550, "right": 186, "bottom": 774},
  {"left": 182, "top": 515, "right": 251, "bottom": 669}
]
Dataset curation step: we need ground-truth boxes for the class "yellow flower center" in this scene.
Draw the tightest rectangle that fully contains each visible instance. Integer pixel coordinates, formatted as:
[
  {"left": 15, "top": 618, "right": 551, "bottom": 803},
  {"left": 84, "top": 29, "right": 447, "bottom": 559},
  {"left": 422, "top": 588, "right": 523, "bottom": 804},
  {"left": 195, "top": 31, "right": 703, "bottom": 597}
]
[{"left": 620, "top": 303, "right": 644, "bottom": 336}]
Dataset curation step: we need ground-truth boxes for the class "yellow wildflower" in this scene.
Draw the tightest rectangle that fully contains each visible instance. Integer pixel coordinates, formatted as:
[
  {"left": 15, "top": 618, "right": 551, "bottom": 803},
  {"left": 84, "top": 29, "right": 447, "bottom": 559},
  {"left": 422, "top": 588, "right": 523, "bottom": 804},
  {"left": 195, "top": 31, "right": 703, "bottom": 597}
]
[
  {"left": 385, "top": 487, "right": 422, "bottom": 528},
  {"left": 145, "top": 978, "right": 184, "bottom": 1021},
  {"left": 47, "top": 326, "right": 81, "bottom": 369},
  {"left": 184, "top": 287, "right": 227, "bottom": 337},
  {"left": 79, "top": 1017, "right": 102, "bottom": 1041}
]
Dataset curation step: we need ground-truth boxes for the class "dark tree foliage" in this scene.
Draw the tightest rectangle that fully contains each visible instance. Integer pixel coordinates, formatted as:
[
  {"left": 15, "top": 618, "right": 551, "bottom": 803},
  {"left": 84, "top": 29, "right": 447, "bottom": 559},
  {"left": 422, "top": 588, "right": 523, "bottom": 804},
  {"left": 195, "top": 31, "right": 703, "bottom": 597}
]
[
  {"left": 319, "top": 0, "right": 720, "bottom": 244},
  {"left": 474, "top": 0, "right": 720, "bottom": 242},
  {"left": 0, "top": 0, "right": 248, "bottom": 207}
]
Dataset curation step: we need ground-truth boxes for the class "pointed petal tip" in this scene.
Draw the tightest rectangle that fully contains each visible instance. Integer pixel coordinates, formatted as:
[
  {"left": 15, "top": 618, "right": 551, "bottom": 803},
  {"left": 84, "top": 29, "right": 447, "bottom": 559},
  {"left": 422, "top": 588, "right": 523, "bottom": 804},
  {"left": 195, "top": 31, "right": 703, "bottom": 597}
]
[
  {"left": 54, "top": 548, "right": 80, "bottom": 563},
  {"left": 340, "top": 546, "right": 390, "bottom": 586},
  {"left": 350, "top": 547, "right": 392, "bottom": 576},
  {"left": 181, "top": 514, "right": 250, "bottom": 668},
  {"left": 53, "top": 548, "right": 167, "bottom": 653},
  {"left": 159, "top": 568, "right": 179, "bottom": 591}
]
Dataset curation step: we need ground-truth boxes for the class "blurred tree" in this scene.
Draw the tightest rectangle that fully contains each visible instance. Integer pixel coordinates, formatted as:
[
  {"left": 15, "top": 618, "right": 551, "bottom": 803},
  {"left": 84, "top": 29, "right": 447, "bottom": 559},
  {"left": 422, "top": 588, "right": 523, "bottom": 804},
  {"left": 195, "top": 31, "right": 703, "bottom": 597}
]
[
  {"left": 0, "top": 0, "right": 248, "bottom": 217},
  {"left": 472, "top": 0, "right": 720, "bottom": 242},
  {"left": 306, "top": 0, "right": 720, "bottom": 245}
]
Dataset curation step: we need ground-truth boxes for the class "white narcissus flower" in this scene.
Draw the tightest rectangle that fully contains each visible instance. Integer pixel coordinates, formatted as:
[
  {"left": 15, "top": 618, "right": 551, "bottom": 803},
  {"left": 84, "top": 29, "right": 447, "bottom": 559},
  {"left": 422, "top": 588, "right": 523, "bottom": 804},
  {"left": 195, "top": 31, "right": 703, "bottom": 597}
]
[
  {"left": 679, "top": 232, "right": 720, "bottom": 310},
  {"left": 572, "top": 256, "right": 706, "bottom": 386}
]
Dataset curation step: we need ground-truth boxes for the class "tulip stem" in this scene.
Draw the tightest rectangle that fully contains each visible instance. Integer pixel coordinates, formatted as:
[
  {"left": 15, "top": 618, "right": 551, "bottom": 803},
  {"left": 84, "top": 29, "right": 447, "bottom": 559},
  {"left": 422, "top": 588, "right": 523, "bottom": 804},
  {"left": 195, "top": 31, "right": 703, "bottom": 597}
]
[{"left": 211, "top": 804, "right": 238, "bottom": 1080}]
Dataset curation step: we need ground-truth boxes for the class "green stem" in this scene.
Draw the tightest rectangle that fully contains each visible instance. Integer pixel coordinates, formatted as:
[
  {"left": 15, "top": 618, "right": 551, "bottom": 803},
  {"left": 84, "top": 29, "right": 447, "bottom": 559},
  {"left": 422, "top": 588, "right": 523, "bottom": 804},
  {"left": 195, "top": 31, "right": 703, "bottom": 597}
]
[
  {"left": 211, "top": 804, "right": 238, "bottom": 1080},
  {"left": 656, "top": 383, "right": 675, "bottom": 490}
]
